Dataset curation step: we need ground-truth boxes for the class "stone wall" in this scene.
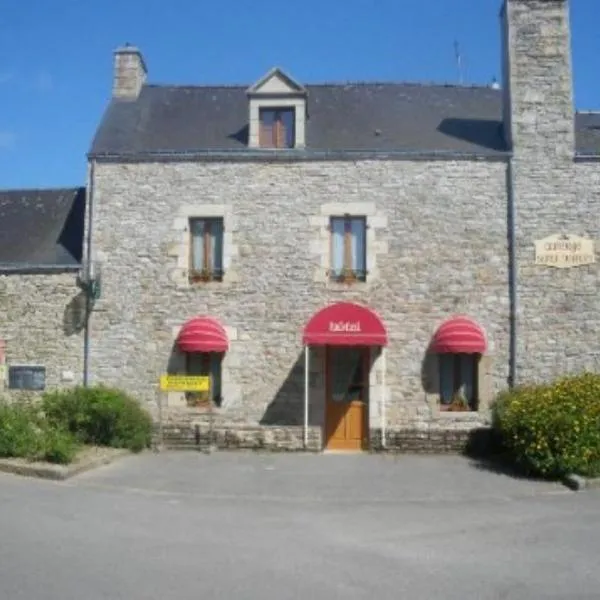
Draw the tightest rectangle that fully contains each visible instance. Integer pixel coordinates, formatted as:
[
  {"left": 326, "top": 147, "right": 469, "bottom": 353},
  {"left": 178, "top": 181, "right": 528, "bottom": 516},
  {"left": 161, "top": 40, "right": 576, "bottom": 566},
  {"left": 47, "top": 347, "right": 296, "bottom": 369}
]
[
  {"left": 89, "top": 158, "right": 510, "bottom": 429},
  {"left": 156, "top": 422, "right": 322, "bottom": 452},
  {"left": 154, "top": 422, "right": 491, "bottom": 455},
  {"left": 0, "top": 273, "right": 85, "bottom": 396},
  {"left": 503, "top": 0, "right": 600, "bottom": 384}
]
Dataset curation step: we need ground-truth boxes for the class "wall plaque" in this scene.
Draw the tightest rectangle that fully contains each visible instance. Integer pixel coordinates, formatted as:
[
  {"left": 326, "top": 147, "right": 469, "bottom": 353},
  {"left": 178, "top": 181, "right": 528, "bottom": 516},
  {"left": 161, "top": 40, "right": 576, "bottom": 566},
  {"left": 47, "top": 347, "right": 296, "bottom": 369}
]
[
  {"left": 534, "top": 234, "right": 595, "bottom": 269},
  {"left": 8, "top": 365, "right": 46, "bottom": 391}
]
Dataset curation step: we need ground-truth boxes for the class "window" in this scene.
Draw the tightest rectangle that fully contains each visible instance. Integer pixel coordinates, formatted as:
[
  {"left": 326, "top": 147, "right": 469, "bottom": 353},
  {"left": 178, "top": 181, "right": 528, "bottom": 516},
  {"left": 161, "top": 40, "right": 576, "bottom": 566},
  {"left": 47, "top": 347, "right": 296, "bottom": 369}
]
[
  {"left": 185, "top": 353, "right": 223, "bottom": 407},
  {"left": 189, "top": 218, "right": 224, "bottom": 282},
  {"left": 259, "top": 107, "right": 295, "bottom": 148},
  {"left": 439, "top": 354, "right": 479, "bottom": 412},
  {"left": 329, "top": 216, "right": 367, "bottom": 282},
  {"left": 8, "top": 365, "right": 46, "bottom": 390}
]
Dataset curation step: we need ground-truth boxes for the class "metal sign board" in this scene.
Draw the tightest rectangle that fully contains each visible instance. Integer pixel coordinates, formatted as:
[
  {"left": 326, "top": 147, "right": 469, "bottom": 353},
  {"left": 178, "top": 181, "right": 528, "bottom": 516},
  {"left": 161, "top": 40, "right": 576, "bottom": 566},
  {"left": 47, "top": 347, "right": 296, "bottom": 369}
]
[
  {"left": 534, "top": 234, "right": 595, "bottom": 269},
  {"left": 159, "top": 375, "right": 210, "bottom": 392}
]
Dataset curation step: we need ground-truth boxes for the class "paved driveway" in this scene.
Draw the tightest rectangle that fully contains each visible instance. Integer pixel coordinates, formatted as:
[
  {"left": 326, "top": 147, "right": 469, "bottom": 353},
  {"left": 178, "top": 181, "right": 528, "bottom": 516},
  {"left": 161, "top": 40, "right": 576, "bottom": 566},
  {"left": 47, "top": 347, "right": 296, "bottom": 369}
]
[{"left": 0, "top": 452, "right": 599, "bottom": 599}]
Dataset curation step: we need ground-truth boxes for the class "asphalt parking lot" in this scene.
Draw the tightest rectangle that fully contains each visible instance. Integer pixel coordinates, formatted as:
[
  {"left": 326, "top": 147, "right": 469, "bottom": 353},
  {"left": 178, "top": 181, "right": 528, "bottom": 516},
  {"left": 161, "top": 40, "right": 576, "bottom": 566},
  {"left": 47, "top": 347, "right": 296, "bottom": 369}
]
[{"left": 1, "top": 451, "right": 599, "bottom": 599}]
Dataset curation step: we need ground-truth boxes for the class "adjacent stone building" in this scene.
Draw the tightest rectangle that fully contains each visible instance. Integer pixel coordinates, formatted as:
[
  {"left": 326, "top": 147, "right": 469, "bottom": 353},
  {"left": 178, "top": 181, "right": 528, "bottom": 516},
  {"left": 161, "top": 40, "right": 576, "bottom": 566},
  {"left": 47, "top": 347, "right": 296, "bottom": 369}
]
[
  {"left": 0, "top": 188, "right": 87, "bottom": 394},
  {"left": 2, "top": 0, "right": 599, "bottom": 451}
]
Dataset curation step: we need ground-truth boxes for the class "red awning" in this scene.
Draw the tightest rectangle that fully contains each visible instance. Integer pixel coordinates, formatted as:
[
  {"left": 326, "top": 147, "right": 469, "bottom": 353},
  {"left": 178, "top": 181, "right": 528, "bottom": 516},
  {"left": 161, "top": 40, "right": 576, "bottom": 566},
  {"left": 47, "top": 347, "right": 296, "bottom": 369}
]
[
  {"left": 176, "top": 316, "right": 229, "bottom": 353},
  {"left": 303, "top": 302, "right": 388, "bottom": 346},
  {"left": 430, "top": 316, "right": 486, "bottom": 354}
]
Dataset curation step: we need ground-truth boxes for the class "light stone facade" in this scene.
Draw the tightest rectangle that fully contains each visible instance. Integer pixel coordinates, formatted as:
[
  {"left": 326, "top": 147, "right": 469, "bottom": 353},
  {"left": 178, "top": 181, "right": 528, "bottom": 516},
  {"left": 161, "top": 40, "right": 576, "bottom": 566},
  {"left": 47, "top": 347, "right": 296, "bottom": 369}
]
[
  {"left": 0, "top": 274, "right": 85, "bottom": 395},
  {"left": 89, "top": 158, "right": 511, "bottom": 432},
  {"left": 502, "top": 0, "right": 600, "bottom": 383}
]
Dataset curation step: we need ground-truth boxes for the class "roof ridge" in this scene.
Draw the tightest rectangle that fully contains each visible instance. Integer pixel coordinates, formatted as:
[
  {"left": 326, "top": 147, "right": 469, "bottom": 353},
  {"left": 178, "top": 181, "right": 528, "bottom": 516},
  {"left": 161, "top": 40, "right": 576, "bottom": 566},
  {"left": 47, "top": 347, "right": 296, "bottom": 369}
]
[
  {"left": 144, "top": 80, "right": 500, "bottom": 91},
  {"left": 0, "top": 186, "right": 83, "bottom": 194}
]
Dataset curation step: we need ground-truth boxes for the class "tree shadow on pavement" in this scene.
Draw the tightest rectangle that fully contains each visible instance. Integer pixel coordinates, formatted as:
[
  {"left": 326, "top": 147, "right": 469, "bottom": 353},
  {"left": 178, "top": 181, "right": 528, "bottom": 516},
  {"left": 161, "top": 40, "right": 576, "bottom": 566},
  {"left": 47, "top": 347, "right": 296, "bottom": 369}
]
[{"left": 462, "top": 428, "right": 553, "bottom": 483}]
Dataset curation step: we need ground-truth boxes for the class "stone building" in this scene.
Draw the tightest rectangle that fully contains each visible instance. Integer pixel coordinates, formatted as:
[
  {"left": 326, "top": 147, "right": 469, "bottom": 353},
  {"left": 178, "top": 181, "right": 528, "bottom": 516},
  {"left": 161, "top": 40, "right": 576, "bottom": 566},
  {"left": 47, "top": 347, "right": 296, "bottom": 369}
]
[
  {"left": 2, "top": 0, "right": 599, "bottom": 451},
  {"left": 0, "top": 188, "right": 87, "bottom": 393}
]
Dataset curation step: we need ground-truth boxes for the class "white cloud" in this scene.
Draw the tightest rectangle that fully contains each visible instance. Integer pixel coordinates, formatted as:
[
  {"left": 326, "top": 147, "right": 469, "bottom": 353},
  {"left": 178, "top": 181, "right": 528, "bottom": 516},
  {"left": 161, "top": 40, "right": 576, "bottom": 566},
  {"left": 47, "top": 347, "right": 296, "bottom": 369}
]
[{"left": 0, "top": 132, "right": 16, "bottom": 149}]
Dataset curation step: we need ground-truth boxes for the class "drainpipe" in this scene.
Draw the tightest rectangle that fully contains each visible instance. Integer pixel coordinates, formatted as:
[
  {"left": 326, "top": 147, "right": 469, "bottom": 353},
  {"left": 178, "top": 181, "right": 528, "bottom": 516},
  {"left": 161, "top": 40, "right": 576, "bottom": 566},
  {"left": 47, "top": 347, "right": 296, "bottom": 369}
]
[
  {"left": 507, "top": 156, "right": 517, "bottom": 388},
  {"left": 83, "top": 159, "right": 96, "bottom": 387}
]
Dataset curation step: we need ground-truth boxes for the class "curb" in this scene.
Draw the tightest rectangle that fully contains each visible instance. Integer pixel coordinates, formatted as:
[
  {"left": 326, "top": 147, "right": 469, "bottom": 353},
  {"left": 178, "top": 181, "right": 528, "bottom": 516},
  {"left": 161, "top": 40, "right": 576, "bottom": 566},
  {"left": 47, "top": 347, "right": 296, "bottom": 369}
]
[
  {"left": 0, "top": 449, "right": 130, "bottom": 481},
  {"left": 563, "top": 473, "right": 600, "bottom": 491}
]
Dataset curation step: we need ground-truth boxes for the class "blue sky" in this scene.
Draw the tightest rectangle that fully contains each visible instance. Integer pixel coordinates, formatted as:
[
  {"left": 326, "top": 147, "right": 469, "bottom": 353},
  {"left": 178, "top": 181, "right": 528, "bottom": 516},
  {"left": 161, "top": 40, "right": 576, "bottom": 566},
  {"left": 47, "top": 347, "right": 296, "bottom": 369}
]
[{"left": 1, "top": 0, "right": 598, "bottom": 189}]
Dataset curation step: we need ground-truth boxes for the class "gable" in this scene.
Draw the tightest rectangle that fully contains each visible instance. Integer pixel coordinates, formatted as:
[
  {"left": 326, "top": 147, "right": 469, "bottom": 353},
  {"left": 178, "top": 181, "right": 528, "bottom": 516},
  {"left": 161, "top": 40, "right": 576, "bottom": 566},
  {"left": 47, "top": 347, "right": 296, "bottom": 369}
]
[{"left": 246, "top": 67, "right": 306, "bottom": 96}]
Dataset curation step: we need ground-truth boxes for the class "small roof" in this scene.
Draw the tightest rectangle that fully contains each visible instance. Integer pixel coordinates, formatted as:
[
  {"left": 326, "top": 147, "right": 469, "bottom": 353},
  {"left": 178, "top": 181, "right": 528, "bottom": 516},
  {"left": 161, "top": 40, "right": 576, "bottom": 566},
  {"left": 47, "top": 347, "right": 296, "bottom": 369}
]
[
  {"left": 0, "top": 187, "right": 86, "bottom": 271},
  {"left": 430, "top": 316, "right": 487, "bottom": 354},
  {"left": 303, "top": 302, "right": 388, "bottom": 346},
  {"left": 246, "top": 67, "right": 306, "bottom": 95},
  {"left": 177, "top": 316, "right": 229, "bottom": 353}
]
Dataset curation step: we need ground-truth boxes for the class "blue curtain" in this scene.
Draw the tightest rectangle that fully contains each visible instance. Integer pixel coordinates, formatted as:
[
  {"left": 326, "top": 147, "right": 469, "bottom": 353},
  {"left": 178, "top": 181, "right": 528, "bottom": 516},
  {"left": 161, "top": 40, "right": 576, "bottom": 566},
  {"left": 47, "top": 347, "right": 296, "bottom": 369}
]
[{"left": 210, "top": 354, "right": 222, "bottom": 403}]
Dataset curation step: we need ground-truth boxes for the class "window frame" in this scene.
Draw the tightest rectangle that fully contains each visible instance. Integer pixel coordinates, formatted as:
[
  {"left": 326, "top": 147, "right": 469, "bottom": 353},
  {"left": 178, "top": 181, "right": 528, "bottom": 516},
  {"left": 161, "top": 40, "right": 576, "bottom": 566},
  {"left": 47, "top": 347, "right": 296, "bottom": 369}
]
[
  {"left": 188, "top": 217, "right": 224, "bottom": 283},
  {"left": 258, "top": 107, "right": 296, "bottom": 148},
  {"left": 328, "top": 215, "right": 367, "bottom": 283},
  {"left": 184, "top": 352, "right": 223, "bottom": 408},
  {"left": 438, "top": 353, "right": 480, "bottom": 412}
]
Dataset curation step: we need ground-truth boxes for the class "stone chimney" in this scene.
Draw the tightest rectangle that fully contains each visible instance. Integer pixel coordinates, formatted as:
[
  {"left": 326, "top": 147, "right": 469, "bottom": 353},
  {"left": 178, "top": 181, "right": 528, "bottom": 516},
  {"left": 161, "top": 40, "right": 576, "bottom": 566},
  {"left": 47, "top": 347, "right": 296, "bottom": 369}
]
[
  {"left": 113, "top": 44, "right": 147, "bottom": 100},
  {"left": 500, "top": 0, "right": 575, "bottom": 156}
]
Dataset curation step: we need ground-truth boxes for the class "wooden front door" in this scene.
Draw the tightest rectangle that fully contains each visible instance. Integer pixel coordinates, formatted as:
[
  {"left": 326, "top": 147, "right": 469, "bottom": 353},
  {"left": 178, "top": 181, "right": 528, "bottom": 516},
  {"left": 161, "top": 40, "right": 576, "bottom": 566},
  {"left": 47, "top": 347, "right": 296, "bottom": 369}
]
[{"left": 325, "top": 346, "right": 369, "bottom": 451}]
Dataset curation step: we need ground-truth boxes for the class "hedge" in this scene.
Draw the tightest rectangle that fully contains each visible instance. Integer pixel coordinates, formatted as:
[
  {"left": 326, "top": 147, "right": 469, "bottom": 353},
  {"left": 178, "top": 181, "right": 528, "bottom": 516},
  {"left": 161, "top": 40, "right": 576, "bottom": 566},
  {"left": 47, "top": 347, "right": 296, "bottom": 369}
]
[
  {"left": 492, "top": 372, "right": 600, "bottom": 478},
  {"left": 0, "top": 385, "right": 152, "bottom": 465},
  {"left": 42, "top": 385, "right": 152, "bottom": 452},
  {"left": 0, "top": 402, "right": 79, "bottom": 465}
]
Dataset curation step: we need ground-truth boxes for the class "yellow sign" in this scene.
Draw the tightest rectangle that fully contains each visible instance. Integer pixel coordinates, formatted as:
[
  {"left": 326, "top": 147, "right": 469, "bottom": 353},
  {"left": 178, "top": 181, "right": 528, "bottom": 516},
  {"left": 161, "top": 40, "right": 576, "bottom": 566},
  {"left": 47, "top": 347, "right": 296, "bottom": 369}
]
[
  {"left": 159, "top": 375, "right": 210, "bottom": 392},
  {"left": 534, "top": 234, "right": 595, "bottom": 269}
]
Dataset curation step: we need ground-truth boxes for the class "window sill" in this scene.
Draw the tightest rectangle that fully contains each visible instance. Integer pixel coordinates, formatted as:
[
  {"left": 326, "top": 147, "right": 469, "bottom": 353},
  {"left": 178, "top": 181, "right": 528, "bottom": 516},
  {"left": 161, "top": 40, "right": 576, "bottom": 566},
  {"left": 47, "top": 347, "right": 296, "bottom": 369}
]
[
  {"left": 437, "top": 410, "right": 483, "bottom": 420},
  {"left": 326, "top": 271, "right": 368, "bottom": 286},
  {"left": 188, "top": 272, "right": 225, "bottom": 285}
]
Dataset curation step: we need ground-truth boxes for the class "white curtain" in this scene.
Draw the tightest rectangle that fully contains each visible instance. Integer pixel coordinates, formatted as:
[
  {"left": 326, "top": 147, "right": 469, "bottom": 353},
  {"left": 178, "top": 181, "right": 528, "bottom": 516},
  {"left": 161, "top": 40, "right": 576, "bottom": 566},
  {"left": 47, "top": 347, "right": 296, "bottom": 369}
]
[
  {"left": 191, "top": 220, "right": 205, "bottom": 270},
  {"left": 460, "top": 355, "right": 474, "bottom": 403},
  {"left": 331, "top": 218, "right": 345, "bottom": 276},
  {"left": 211, "top": 219, "right": 223, "bottom": 274},
  {"left": 439, "top": 354, "right": 454, "bottom": 404},
  {"left": 351, "top": 218, "right": 365, "bottom": 275}
]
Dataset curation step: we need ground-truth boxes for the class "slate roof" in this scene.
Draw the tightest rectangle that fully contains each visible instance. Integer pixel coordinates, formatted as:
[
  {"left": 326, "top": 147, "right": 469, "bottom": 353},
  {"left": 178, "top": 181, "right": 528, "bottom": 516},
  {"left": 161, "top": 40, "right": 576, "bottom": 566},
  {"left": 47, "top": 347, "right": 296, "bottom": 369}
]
[
  {"left": 575, "top": 112, "right": 600, "bottom": 156},
  {"left": 89, "top": 81, "right": 600, "bottom": 158},
  {"left": 0, "top": 188, "right": 86, "bottom": 271},
  {"left": 89, "top": 82, "right": 508, "bottom": 157}
]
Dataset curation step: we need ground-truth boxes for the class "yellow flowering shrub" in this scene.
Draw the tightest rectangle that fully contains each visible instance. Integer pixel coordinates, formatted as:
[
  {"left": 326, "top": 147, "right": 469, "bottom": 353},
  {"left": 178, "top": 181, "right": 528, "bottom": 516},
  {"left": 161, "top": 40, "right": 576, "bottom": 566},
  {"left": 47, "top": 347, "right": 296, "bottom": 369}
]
[{"left": 492, "top": 373, "right": 600, "bottom": 478}]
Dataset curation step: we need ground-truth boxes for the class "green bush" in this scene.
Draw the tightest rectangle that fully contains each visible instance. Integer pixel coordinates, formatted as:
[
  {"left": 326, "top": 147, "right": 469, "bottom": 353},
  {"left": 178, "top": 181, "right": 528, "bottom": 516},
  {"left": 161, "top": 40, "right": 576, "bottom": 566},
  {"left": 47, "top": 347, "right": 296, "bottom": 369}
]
[
  {"left": 40, "top": 427, "right": 79, "bottom": 465},
  {"left": 492, "top": 373, "right": 600, "bottom": 478},
  {"left": 0, "top": 402, "right": 43, "bottom": 459},
  {"left": 42, "top": 386, "right": 152, "bottom": 452},
  {"left": 0, "top": 402, "right": 79, "bottom": 464}
]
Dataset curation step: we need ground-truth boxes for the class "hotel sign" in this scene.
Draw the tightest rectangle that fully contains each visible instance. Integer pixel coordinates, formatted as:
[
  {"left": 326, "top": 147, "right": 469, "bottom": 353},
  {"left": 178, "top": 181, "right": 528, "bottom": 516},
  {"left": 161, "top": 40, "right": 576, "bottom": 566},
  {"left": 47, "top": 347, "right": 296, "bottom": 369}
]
[
  {"left": 329, "top": 321, "right": 362, "bottom": 333},
  {"left": 534, "top": 234, "right": 595, "bottom": 269}
]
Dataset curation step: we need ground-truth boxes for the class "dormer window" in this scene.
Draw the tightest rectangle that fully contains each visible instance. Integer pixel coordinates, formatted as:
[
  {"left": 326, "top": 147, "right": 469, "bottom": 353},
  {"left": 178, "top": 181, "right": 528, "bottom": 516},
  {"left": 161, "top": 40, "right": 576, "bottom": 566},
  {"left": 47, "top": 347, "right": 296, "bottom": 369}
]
[
  {"left": 259, "top": 107, "right": 295, "bottom": 148},
  {"left": 247, "top": 67, "right": 307, "bottom": 150}
]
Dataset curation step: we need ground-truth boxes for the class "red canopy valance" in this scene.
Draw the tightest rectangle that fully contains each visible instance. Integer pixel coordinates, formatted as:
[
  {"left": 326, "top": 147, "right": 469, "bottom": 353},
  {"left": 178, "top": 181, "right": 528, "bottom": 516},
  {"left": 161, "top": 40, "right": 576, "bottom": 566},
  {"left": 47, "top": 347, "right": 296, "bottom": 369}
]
[
  {"left": 176, "top": 316, "right": 229, "bottom": 353},
  {"left": 430, "top": 316, "right": 486, "bottom": 354},
  {"left": 303, "top": 302, "right": 388, "bottom": 346}
]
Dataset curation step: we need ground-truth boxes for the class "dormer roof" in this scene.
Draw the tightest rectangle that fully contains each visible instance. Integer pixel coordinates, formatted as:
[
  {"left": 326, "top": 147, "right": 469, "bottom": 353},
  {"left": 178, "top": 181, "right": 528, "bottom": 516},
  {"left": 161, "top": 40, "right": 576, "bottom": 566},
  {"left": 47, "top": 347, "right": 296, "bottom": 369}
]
[{"left": 246, "top": 67, "right": 307, "bottom": 96}]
